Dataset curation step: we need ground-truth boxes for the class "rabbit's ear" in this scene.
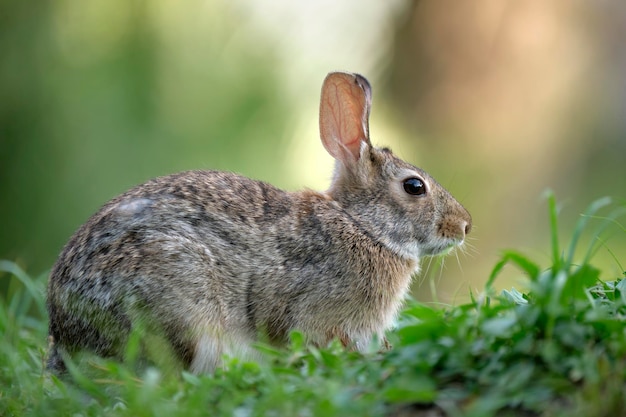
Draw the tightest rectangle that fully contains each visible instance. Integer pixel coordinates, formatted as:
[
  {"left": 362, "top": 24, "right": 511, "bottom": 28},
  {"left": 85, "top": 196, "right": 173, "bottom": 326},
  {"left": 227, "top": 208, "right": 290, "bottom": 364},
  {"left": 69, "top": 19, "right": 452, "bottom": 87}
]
[{"left": 319, "top": 72, "right": 372, "bottom": 164}]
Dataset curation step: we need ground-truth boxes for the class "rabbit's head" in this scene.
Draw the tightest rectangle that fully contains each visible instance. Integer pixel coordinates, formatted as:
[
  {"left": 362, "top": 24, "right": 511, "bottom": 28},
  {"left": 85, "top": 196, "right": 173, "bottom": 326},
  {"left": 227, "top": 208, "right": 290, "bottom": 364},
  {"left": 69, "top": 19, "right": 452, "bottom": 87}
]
[{"left": 319, "top": 72, "right": 471, "bottom": 263}]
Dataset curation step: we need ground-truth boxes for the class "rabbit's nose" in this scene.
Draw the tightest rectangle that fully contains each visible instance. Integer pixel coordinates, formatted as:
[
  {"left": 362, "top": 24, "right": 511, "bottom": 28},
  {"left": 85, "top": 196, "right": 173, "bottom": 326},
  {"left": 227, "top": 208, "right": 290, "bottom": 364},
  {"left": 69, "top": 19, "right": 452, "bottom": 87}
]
[
  {"left": 439, "top": 216, "right": 470, "bottom": 242},
  {"left": 463, "top": 221, "right": 472, "bottom": 236}
]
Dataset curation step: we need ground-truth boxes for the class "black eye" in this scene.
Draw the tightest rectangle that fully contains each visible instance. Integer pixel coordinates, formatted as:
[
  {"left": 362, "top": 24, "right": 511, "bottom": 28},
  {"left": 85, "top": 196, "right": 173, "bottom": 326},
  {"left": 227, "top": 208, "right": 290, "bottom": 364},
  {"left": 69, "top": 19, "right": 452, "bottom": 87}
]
[{"left": 403, "top": 178, "right": 426, "bottom": 196}]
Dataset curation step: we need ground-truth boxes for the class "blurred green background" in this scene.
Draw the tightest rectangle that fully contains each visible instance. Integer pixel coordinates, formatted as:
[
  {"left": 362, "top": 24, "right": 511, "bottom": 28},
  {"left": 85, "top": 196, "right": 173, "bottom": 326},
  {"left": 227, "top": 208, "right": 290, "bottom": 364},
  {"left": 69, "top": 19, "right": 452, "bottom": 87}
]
[{"left": 1, "top": 0, "right": 625, "bottom": 303}]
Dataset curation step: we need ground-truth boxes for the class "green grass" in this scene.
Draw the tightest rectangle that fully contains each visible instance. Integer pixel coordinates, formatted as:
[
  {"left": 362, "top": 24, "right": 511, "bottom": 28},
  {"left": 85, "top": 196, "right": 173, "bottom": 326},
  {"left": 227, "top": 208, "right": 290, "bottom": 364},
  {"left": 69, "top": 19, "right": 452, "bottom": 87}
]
[{"left": 1, "top": 193, "right": 625, "bottom": 417}]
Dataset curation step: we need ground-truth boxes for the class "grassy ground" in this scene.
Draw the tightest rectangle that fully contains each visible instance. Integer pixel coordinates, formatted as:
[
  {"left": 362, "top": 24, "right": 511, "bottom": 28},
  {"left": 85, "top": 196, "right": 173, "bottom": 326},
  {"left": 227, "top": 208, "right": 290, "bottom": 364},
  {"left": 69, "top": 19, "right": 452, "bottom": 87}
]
[{"left": 1, "top": 194, "right": 625, "bottom": 417}]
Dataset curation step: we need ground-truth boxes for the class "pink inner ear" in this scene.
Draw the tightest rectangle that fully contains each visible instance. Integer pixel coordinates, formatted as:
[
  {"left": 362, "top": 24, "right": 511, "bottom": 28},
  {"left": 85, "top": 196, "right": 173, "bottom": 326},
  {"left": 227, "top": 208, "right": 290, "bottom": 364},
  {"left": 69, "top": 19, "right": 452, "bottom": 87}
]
[{"left": 319, "top": 73, "right": 371, "bottom": 163}]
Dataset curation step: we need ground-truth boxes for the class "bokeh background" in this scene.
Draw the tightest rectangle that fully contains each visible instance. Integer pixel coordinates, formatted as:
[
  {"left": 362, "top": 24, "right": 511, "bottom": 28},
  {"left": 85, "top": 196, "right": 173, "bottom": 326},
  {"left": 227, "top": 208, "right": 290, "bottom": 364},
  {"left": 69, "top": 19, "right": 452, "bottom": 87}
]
[{"left": 2, "top": 0, "right": 625, "bottom": 303}]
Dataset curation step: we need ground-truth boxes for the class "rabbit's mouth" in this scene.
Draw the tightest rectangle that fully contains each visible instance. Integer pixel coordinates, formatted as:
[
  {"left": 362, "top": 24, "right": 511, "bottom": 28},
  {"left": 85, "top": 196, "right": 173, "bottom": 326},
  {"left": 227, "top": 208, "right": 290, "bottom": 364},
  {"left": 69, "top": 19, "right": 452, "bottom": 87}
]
[{"left": 422, "top": 239, "right": 464, "bottom": 256}]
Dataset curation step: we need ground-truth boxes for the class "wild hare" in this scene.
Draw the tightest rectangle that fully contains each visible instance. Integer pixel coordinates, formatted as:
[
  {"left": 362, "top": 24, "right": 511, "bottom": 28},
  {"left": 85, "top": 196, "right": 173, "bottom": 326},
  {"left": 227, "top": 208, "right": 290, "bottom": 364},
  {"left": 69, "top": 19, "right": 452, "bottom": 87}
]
[{"left": 46, "top": 72, "right": 471, "bottom": 374}]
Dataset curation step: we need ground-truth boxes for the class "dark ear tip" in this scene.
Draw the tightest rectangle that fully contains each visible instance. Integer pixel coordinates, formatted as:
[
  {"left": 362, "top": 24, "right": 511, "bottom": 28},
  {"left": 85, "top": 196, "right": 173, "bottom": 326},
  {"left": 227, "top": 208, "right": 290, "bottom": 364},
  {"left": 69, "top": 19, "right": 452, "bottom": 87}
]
[{"left": 353, "top": 73, "right": 371, "bottom": 91}]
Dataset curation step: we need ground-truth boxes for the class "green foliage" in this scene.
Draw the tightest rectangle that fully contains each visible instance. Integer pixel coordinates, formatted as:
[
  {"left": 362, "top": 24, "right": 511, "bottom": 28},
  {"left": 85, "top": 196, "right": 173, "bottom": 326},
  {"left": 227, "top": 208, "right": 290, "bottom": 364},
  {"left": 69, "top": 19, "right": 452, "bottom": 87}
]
[{"left": 1, "top": 195, "right": 625, "bottom": 416}]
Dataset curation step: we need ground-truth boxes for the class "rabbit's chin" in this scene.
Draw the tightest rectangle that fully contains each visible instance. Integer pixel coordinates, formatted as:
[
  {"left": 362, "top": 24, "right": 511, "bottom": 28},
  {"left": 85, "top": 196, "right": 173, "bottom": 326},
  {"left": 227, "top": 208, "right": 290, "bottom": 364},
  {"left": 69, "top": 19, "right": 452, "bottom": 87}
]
[
  {"left": 385, "top": 237, "right": 464, "bottom": 262},
  {"left": 421, "top": 239, "right": 465, "bottom": 257}
]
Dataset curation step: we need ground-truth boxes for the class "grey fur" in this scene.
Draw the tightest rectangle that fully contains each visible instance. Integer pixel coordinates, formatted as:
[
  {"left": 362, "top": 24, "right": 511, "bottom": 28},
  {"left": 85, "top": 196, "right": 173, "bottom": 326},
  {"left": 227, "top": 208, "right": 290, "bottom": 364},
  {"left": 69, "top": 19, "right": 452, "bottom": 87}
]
[{"left": 46, "top": 72, "right": 471, "bottom": 374}]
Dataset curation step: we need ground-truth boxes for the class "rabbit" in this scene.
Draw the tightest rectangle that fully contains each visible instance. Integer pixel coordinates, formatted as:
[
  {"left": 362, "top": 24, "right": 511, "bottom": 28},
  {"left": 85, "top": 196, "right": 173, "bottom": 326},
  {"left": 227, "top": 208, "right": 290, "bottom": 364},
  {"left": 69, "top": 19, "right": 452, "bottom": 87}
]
[{"left": 46, "top": 72, "right": 472, "bottom": 374}]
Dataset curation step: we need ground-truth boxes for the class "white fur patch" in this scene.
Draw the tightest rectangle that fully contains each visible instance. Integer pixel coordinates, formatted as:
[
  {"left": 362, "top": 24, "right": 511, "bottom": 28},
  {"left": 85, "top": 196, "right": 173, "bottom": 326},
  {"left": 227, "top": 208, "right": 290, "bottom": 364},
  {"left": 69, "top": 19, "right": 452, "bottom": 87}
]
[
  {"left": 190, "top": 331, "right": 260, "bottom": 374},
  {"left": 381, "top": 237, "right": 422, "bottom": 266},
  {"left": 115, "top": 198, "right": 153, "bottom": 215}
]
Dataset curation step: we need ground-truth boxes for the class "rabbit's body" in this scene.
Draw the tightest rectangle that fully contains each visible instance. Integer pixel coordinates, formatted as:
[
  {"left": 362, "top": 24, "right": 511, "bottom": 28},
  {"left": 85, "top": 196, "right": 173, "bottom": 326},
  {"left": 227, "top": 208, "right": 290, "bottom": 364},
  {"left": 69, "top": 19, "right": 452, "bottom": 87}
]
[{"left": 47, "top": 72, "right": 471, "bottom": 373}]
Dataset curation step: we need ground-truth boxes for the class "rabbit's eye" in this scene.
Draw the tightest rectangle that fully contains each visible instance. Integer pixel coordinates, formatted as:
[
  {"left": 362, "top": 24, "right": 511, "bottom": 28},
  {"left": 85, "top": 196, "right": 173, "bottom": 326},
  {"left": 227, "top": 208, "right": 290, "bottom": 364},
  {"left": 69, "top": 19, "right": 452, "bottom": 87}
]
[{"left": 403, "top": 178, "right": 426, "bottom": 196}]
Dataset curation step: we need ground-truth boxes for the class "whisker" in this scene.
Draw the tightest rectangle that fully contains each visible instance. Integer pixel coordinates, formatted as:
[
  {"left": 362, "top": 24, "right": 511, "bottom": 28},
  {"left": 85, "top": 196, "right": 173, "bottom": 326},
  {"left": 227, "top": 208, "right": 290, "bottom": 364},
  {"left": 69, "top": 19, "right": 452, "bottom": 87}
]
[
  {"left": 460, "top": 239, "right": 479, "bottom": 258},
  {"left": 437, "top": 256, "right": 446, "bottom": 284},
  {"left": 419, "top": 256, "right": 435, "bottom": 287},
  {"left": 454, "top": 248, "right": 463, "bottom": 274}
]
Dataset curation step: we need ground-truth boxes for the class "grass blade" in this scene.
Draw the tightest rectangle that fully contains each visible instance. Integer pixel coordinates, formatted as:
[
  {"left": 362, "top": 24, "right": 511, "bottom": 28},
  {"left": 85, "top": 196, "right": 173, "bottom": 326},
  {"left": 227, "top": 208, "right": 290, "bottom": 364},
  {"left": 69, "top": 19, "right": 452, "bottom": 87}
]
[
  {"left": 545, "top": 191, "right": 561, "bottom": 271},
  {"left": 487, "top": 250, "right": 540, "bottom": 289},
  {"left": 565, "top": 196, "right": 613, "bottom": 267},
  {"left": 0, "top": 260, "right": 47, "bottom": 320},
  {"left": 582, "top": 206, "right": 626, "bottom": 265}
]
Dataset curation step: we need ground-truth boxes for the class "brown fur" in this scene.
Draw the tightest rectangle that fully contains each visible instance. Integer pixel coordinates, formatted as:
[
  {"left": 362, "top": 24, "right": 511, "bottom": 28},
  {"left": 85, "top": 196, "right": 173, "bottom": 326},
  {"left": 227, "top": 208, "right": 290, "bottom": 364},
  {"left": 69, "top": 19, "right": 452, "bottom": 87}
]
[{"left": 46, "top": 72, "right": 471, "bottom": 373}]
